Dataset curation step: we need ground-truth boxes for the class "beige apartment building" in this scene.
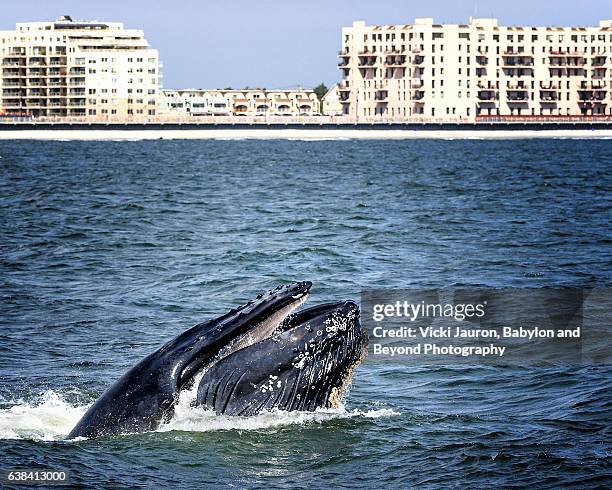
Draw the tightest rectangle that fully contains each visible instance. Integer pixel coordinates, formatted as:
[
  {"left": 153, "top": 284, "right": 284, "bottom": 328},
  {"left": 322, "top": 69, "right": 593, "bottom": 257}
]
[
  {"left": 158, "top": 88, "right": 320, "bottom": 116},
  {"left": 0, "top": 16, "right": 160, "bottom": 118},
  {"left": 338, "top": 18, "right": 612, "bottom": 120}
]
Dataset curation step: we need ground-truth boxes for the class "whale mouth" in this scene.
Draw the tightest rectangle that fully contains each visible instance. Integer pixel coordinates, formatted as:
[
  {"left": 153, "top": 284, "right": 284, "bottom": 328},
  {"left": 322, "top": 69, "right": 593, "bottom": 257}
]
[
  {"left": 211, "top": 291, "right": 310, "bottom": 366},
  {"left": 193, "top": 297, "right": 367, "bottom": 416},
  {"left": 177, "top": 281, "right": 312, "bottom": 389}
]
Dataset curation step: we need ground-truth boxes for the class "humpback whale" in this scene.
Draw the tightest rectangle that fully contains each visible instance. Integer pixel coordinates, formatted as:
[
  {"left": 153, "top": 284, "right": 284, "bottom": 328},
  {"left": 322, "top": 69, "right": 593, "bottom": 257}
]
[{"left": 68, "top": 282, "right": 368, "bottom": 438}]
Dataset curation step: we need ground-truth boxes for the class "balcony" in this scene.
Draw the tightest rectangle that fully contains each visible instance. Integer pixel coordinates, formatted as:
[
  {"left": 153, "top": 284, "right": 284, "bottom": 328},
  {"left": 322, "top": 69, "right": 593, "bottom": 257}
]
[
  {"left": 548, "top": 50, "right": 586, "bottom": 66},
  {"left": 507, "top": 95, "right": 529, "bottom": 102},
  {"left": 375, "top": 92, "right": 388, "bottom": 103},
  {"left": 549, "top": 59, "right": 586, "bottom": 67},
  {"left": 357, "top": 57, "right": 377, "bottom": 67},
  {"left": 503, "top": 51, "right": 533, "bottom": 57},
  {"left": 413, "top": 55, "right": 425, "bottom": 64},
  {"left": 539, "top": 82, "right": 558, "bottom": 90},
  {"left": 592, "top": 55, "right": 607, "bottom": 66},
  {"left": 385, "top": 56, "right": 406, "bottom": 67},
  {"left": 578, "top": 99, "right": 607, "bottom": 106},
  {"left": 1, "top": 102, "right": 24, "bottom": 109},
  {"left": 337, "top": 50, "right": 351, "bottom": 58},
  {"left": 412, "top": 90, "right": 425, "bottom": 100},
  {"left": 502, "top": 54, "right": 534, "bottom": 68},
  {"left": 578, "top": 83, "right": 607, "bottom": 92},
  {"left": 539, "top": 95, "right": 559, "bottom": 103},
  {"left": 478, "top": 88, "right": 498, "bottom": 101}
]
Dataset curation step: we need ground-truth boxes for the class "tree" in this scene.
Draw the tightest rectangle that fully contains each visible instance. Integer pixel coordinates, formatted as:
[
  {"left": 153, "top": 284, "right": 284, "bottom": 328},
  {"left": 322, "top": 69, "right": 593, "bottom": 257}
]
[{"left": 313, "top": 83, "right": 328, "bottom": 101}]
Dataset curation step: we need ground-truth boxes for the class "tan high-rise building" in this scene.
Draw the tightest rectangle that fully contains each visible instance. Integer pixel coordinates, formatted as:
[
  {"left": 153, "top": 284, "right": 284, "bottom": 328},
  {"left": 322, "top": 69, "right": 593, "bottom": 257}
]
[
  {"left": 0, "top": 16, "right": 160, "bottom": 118},
  {"left": 338, "top": 18, "right": 612, "bottom": 121}
]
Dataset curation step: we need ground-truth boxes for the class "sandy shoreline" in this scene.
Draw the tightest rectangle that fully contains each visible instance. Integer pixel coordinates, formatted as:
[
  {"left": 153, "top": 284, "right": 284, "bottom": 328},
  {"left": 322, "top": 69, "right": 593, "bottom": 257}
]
[{"left": 0, "top": 128, "right": 611, "bottom": 140}]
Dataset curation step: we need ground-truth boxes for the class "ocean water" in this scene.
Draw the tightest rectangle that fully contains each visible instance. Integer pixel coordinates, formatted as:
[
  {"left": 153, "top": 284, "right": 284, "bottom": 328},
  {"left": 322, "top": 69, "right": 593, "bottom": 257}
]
[{"left": 0, "top": 139, "right": 610, "bottom": 488}]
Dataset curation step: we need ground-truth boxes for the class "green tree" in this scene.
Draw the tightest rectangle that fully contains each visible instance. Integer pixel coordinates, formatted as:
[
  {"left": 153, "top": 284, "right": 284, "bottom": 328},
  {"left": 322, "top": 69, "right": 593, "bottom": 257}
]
[{"left": 313, "top": 83, "right": 328, "bottom": 101}]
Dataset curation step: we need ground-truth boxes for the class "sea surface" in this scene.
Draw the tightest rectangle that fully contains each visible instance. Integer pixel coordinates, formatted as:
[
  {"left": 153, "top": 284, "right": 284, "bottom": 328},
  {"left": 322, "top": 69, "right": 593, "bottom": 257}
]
[{"left": 0, "top": 139, "right": 610, "bottom": 488}]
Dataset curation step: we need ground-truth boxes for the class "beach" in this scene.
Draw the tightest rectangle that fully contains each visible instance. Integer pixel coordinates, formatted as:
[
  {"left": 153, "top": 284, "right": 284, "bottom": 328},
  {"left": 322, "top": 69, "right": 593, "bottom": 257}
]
[{"left": 1, "top": 128, "right": 611, "bottom": 140}]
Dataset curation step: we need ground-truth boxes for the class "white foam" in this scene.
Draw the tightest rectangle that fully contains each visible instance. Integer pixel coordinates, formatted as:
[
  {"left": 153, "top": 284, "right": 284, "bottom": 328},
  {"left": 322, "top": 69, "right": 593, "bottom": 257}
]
[
  {"left": 160, "top": 402, "right": 398, "bottom": 434},
  {"left": 0, "top": 391, "right": 89, "bottom": 441},
  {"left": 0, "top": 388, "right": 398, "bottom": 441}
]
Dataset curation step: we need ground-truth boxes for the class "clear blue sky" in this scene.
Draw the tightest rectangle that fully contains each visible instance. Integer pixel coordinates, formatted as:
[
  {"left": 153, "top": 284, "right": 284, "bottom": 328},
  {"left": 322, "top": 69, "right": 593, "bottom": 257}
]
[{"left": 2, "top": 1, "right": 610, "bottom": 89}]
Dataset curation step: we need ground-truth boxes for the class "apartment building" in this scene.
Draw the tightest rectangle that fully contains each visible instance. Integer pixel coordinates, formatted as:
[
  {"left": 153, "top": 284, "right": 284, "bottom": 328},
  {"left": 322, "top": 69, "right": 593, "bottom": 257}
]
[
  {"left": 338, "top": 18, "right": 612, "bottom": 120},
  {"left": 158, "top": 88, "right": 320, "bottom": 116},
  {"left": 0, "top": 15, "right": 160, "bottom": 118}
]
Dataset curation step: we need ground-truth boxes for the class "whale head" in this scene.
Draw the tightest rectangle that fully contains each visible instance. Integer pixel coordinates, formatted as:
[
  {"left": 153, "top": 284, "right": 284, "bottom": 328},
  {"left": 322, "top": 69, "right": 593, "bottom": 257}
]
[
  {"left": 67, "top": 282, "right": 367, "bottom": 438},
  {"left": 195, "top": 300, "right": 367, "bottom": 415}
]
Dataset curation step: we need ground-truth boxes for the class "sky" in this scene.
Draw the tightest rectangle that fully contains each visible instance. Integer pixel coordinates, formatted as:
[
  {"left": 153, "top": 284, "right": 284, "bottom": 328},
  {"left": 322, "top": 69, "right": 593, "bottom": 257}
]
[{"left": 2, "top": 1, "right": 610, "bottom": 89}]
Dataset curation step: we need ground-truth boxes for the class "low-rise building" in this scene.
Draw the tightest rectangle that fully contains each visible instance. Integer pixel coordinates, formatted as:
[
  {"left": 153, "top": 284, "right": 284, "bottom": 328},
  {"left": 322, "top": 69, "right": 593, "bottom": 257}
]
[
  {"left": 158, "top": 88, "right": 320, "bottom": 116},
  {"left": 0, "top": 16, "right": 161, "bottom": 118},
  {"left": 321, "top": 84, "right": 343, "bottom": 115}
]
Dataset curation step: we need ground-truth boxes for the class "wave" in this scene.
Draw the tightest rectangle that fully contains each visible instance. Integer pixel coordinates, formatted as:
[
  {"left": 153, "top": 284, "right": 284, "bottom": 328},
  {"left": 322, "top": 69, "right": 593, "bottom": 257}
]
[{"left": 0, "top": 390, "right": 398, "bottom": 441}]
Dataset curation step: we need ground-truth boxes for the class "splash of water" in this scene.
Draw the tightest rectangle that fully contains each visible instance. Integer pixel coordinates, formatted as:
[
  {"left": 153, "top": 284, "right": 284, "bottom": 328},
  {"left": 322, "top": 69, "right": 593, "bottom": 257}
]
[
  {"left": 0, "top": 391, "right": 89, "bottom": 441},
  {"left": 161, "top": 385, "right": 397, "bottom": 434},
  {"left": 0, "top": 389, "right": 398, "bottom": 441}
]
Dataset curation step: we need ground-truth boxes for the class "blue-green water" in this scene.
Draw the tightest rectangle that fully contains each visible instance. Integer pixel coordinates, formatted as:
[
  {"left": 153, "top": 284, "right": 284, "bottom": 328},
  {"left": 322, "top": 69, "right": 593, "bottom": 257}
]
[{"left": 0, "top": 139, "right": 610, "bottom": 488}]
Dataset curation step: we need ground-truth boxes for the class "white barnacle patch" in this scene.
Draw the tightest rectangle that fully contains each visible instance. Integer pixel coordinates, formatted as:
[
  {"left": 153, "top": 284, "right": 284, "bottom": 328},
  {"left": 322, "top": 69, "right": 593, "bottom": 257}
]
[
  {"left": 323, "top": 309, "right": 357, "bottom": 336},
  {"left": 260, "top": 374, "right": 279, "bottom": 393},
  {"left": 292, "top": 353, "right": 309, "bottom": 369}
]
